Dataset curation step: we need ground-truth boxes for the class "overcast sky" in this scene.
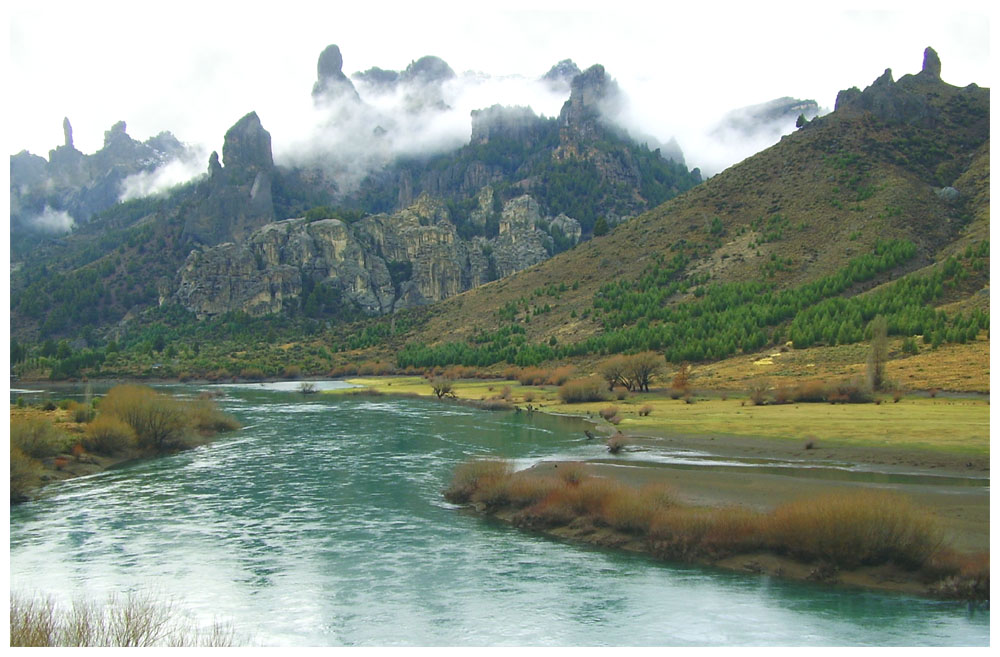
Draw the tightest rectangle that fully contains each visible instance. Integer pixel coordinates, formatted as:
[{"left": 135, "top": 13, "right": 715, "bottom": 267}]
[{"left": 6, "top": 0, "right": 994, "bottom": 176}]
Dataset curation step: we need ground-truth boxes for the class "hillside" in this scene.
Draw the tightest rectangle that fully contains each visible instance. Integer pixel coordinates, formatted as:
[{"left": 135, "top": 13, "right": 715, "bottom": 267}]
[
  {"left": 9, "top": 48, "right": 989, "bottom": 389},
  {"left": 393, "top": 48, "right": 988, "bottom": 365}
]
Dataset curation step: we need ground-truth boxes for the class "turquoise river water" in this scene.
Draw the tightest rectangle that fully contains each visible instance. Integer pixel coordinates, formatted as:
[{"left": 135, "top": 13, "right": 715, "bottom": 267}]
[{"left": 8, "top": 382, "right": 989, "bottom": 646}]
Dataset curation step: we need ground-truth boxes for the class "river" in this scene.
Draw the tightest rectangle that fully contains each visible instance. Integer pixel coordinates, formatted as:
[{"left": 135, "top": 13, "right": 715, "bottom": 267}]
[{"left": 8, "top": 382, "right": 989, "bottom": 646}]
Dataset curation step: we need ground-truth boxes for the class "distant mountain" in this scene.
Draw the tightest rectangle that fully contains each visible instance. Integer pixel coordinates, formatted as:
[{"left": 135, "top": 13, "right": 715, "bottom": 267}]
[{"left": 10, "top": 119, "right": 192, "bottom": 244}]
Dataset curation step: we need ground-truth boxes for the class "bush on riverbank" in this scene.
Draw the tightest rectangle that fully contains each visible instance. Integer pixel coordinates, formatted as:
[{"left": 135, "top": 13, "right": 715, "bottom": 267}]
[
  {"left": 10, "top": 444, "right": 44, "bottom": 502},
  {"left": 11, "top": 416, "right": 71, "bottom": 459},
  {"left": 98, "top": 385, "right": 240, "bottom": 453},
  {"left": 9, "top": 592, "right": 237, "bottom": 647},
  {"left": 768, "top": 492, "right": 941, "bottom": 569},
  {"left": 83, "top": 415, "right": 137, "bottom": 455},
  {"left": 445, "top": 462, "right": 953, "bottom": 578}
]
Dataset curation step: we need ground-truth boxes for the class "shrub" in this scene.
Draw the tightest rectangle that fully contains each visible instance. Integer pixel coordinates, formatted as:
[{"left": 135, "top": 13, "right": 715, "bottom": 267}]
[
  {"left": 522, "top": 391, "right": 535, "bottom": 403},
  {"left": 638, "top": 405, "right": 653, "bottom": 416},
  {"left": 431, "top": 378, "right": 456, "bottom": 399},
  {"left": 606, "top": 433, "right": 627, "bottom": 453},
  {"left": 83, "top": 416, "right": 136, "bottom": 455},
  {"left": 748, "top": 381, "right": 769, "bottom": 405},
  {"left": 517, "top": 367, "right": 549, "bottom": 386},
  {"left": 98, "top": 385, "right": 191, "bottom": 452},
  {"left": 827, "top": 380, "right": 873, "bottom": 404},
  {"left": 557, "top": 462, "right": 587, "bottom": 486},
  {"left": 558, "top": 377, "right": 606, "bottom": 403},
  {"left": 502, "top": 473, "right": 561, "bottom": 509},
  {"left": 599, "top": 406, "right": 619, "bottom": 421},
  {"left": 282, "top": 365, "right": 302, "bottom": 379},
  {"left": 767, "top": 491, "right": 941, "bottom": 569},
  {"left": 68, "top": 401, "right": 95, "bottom": 423},
  {"left": 791, "top": 381, "right": 829, "bottom": 403},
  {"left": 10, "top": 445, "right": 43, "bottom": 502},
  {"left": 546, "top": 365, "right": 577, "bottom": 386},
  {"left": 443, "top": 459, "right": 514, "bottom": 504},
  {"left": 11, "top": 417, "right": 68, "bottom": 459},
  {"left": 648, "top": 507, "right": 766, "bottom": 561},
  {"left": 188, "top": 400, "right": 241, "bottom": 434}
]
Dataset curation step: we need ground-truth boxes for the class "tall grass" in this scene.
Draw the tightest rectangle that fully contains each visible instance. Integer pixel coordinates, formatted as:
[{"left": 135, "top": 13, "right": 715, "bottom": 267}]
[
  {"left": 558, "top": 376, "right": 607, "bottom": 403},
  {"left": 9, "top": 592, "right": 238, "bottom": 647},
  {"left": 445, "top": 462, "right": 951, "bottom": 576},
  {"left": 768, "top": 491, "right": 941, "bottom": 568}
]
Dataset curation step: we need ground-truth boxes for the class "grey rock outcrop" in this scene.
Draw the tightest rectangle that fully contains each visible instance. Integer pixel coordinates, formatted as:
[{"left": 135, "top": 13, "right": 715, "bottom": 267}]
[
  {"left": 312, "top": 44, "right": 361, "bottom": 104},
  {"left": 175, "top": 192, "right": 572, "bottom": 318},
  {"left": 181, "top": 111, "right": 276, "bottom": 245},
  {"left": 471, "top": 105, "right": 548, "bottom": 147},
  {"left": 834, "top": 47, "right": 947, "bottom": 125},
  {"left": 541, "top": 59, "right": 581, "bottom": 93},
  {"left": 713, "top": 97, "right": 822, "bottom": 139}
]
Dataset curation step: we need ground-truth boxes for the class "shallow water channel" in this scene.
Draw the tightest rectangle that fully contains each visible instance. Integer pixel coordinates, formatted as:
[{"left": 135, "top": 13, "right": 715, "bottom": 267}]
[{"left": 9, "top": 383, "right": 989, "bottom": 646}]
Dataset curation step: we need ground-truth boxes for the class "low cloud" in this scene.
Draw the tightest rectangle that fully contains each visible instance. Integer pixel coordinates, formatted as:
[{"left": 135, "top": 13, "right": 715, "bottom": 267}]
[
  {"left": 29, "top": 206, "right": 75, "bottom": 233},
  {"left": 270, "top": 69, "right": 569, "bottom": 194},
  {"left": 118, "top": 146, "right": 209, "bottom": 202}
]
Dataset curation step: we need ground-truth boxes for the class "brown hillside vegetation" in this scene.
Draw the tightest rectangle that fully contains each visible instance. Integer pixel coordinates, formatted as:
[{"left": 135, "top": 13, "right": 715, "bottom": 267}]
[{"left": 404, "top": 52, "right": 988, "bottom": 359}]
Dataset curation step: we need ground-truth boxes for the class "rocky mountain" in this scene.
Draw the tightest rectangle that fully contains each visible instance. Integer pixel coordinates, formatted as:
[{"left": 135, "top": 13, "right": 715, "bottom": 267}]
[
  {"left": 10, "top": 119, "right": 190, "bottom": 240},
  {"left": 175, "top": 190, "right": 579, "bottom": 318},
  {"left": 181, "top": 112, "right": 276, "bottom": 246},
  {"left": 392, "top": 47, "right": 989, "bottom": 362}
]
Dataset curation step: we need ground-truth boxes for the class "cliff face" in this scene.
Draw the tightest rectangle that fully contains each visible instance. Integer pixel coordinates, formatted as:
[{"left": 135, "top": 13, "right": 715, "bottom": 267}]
[
  {"left": 181, "top": 112, "right": 276, "bottom": 245},
  {"left": 175, "top": 192, "right": 574, "bottom": 318}
]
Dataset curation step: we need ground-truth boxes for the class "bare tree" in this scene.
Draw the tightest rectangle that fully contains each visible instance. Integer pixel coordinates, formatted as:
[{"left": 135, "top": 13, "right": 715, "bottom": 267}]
[
  {"left": 598, "top": 355, "right": 630, "bottom": 391},
  {"left": 624, "top": 352, "right": 664, "bottom": 393},
  {"left": 867, "top": 315, "right": 889, "bottom": 391},
  {"left": 431, "top": 378, "right": 456, "bottom": 399}
]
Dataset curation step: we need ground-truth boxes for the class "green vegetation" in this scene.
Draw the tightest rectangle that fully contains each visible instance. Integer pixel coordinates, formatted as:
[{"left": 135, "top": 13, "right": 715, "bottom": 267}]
[{"left": 393, "top": 239, "right": 987, "bottom": 370}]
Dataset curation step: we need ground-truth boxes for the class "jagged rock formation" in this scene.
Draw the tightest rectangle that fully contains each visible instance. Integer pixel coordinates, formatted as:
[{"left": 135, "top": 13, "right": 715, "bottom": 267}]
[
  {"left": 175, "top": 192, "right": 574, "bottom": 318},
  {"left": 470, "top": 105, "right": 550, "bottom": 147},
  {"left": 312, "top": 44, "right": 361, "bottom": 104},
  {"left": 541, "top": 59, "right": 582, "bottom": 93},
  {"left": 181, "top": 112, "right": 276, "bottom": 246},
  {"left": 833, "top": 47, "right": 953, "bottom": 126},
  {"left": 555, "top": 64, "right": 625, "bottom": 157},
  {"left": 9, "top": 118, "right": 188, "bottom": 235}
]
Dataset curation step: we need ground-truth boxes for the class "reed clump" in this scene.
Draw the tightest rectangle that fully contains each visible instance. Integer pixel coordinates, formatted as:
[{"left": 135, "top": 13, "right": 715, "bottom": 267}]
[
  {"left": 557, "top": 376, "right": 607, "bottom": 403},
  {"left": 444, "top": 462, "right": 966, "bottom": 590},
  {"left": 9, "top": 592, "right": 238, "bottom": 647},
  {"left": 767, "top": 491, "right": 941, "bottom": 569}
]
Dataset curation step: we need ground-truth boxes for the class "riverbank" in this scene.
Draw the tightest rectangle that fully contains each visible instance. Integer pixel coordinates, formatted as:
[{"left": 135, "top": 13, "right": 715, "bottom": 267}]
[
  {"left": 448, "top": 461, "right": 988, "bottom": 601},
  {"left": 338, "top": 375, "right": 989, "bottom": 599},
  {"left": 10, "top": 386, "right": 240, "bottom": 502}
]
